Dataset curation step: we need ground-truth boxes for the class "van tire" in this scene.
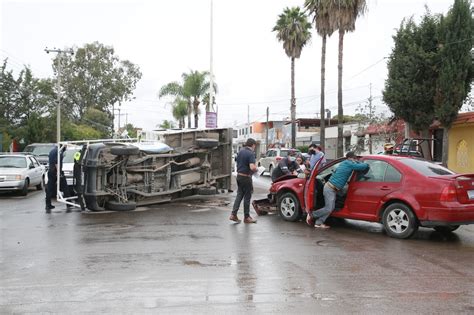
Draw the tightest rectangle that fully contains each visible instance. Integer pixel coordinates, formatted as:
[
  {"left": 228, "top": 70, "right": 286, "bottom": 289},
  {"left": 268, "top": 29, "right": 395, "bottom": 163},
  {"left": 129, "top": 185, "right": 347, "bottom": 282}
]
[
  {"left": 110, "top": 146, "right": 139, "bottom": 156},
  {"left": 105, "top": 200, "right": 137, "bottom": 211},
  {"left": 196, "top": 138, "right": 219, "bottom": 148}
]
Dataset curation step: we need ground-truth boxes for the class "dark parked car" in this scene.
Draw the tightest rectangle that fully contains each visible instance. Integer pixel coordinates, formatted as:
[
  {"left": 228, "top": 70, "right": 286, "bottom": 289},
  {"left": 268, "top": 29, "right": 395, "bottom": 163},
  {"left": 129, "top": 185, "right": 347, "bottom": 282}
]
[
  {"left": 253, "top": 155, "right": 474, "bottom": 239},
  {"left": 24, "top": 143, "right": 56, "bottom": 166}
]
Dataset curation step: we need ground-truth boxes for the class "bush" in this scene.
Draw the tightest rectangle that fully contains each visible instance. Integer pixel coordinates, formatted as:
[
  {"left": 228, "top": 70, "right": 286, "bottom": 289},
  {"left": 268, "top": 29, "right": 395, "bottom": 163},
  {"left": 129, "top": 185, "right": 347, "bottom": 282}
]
[{"left": 297, "top": 145, "right": 309, "bottom": 153}]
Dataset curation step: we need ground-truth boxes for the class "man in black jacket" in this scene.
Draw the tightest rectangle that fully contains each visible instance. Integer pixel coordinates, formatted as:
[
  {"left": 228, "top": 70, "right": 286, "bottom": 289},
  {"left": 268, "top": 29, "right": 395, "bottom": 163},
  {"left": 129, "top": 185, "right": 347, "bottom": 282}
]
[{"left": 230, "top": 138, "right": 258, "bottom": 224}]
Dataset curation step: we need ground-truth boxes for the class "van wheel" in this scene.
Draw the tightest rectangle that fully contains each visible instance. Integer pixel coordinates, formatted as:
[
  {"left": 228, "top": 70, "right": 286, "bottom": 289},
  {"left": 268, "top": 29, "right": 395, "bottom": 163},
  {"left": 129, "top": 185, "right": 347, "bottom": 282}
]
[
  {"left": 110, "top": 146, "right": 139, "bottom": 156},
  {"left": 382, "top": 203, "right": 418, "bottom": 239},
  {"left": 278, "top": 192, "right": 300, "bottom": 222},
  {"left": 105, "top": 200, "right": 137, "bottom": 211},
  {"left": 196, "top": 138, "right": 219, "bottom": 148},
  {"left": 434, "top": 225, "right": 460, "bottom": 233}
]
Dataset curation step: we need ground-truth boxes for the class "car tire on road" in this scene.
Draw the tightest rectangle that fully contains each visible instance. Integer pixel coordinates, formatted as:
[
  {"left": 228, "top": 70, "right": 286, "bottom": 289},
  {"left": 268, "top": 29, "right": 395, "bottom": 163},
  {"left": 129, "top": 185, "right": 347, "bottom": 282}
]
[
  {"left": 382, "top": 203, "right": 418, "bottom": 239},
  {"left": 36, "top": 177, "right": 43, "bottom": 191},
  {"left": 20, "top": 179, "right": 29, "bottom": 196},
  {"left": 110, "top": 146, "right": 139, "bottom": 156},
  {"left": 105, "top": 200, "right": 137, "bottom": 211},
  {"left": 434, "top": 225, "right": 460, "bottom": 233},
  {"left": 278, "top": 192, "right": 300, "bottom": 222}
]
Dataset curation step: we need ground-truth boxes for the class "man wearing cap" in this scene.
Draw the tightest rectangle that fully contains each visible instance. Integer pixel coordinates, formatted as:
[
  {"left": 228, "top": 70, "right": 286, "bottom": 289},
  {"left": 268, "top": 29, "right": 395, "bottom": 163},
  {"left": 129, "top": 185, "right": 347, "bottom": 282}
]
[
  {"left": 271, "top": 149, "right": 301, "bottom": 182},
  {"left": 307, "top": 151, "right": 369, "bottom": 229},
  {"left": 230, "top": 138, "right": 258, "bottom": 224},
  {"left": 383, "top": 143, "right": 394, "bottom": 155}
]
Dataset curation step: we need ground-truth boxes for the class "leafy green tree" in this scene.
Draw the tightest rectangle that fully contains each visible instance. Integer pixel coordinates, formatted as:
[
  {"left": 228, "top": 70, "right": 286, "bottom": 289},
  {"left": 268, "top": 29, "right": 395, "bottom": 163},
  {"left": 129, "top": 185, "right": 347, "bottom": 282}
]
[
  {"left": 434, "top": 0, "right": 473, "bottom": 164},
  {"left": 158, "top": 120, "right": 176, "bottom": 129},
  {"left": 0, "top": 59, "right": 20, "bottom": 125},
  {"left": 304, "top": 0, "right": 337, "bottom": 151},
  {"left": 124, "top": 123, "right": 138, "bottom": 138},
  {"left": 273, "top": 7, "right": 312, "bottom": 148},
  {"left": 383, "top": 13, "right": 441, "bottom": 141},
  {"left": 332, "top": 0, "right": 367, "bottom": 157},
  {"left": 62, "top": 123, "right": 103, "bottom": 141},
  {"left": 82, "top": 108, "right": 113, "bottom": 138},
  {"left": 53, "top": 42, "right": 142, "bottom": 121}
]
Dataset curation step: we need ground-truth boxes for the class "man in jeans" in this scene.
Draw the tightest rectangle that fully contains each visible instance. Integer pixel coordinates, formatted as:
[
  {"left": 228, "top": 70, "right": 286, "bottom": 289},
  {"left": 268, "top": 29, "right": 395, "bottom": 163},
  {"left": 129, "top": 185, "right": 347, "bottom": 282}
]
[
  {"left": 230, "top": 138, "right": 258, "bottom": 224},
  {"left": 307, "top": 151, "right": 369, "bottom": 229}
]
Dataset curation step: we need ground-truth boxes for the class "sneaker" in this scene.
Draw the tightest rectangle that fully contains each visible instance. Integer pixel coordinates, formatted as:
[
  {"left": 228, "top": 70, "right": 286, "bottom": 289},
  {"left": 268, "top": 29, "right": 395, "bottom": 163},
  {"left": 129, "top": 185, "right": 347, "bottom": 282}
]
[
  {"left": 244, "top": 216, "right": 257, "bottom": 224},
  {"left": 229, "top": 214, "right": 241, "bottom": 223}
]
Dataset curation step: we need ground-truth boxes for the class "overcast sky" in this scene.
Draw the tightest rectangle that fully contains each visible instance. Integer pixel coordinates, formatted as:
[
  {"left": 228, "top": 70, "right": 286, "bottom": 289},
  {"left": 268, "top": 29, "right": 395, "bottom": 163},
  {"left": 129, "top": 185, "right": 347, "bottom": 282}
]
[{"left": 1, "top": 0, "right": 454, "bottom": 130}]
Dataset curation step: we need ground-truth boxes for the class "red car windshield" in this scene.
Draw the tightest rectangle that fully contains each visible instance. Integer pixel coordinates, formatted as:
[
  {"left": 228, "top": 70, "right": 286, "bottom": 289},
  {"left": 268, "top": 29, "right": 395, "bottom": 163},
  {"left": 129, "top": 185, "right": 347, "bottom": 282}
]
[{"left": 399, "top": 158, "right": 455, "bottom": 176}]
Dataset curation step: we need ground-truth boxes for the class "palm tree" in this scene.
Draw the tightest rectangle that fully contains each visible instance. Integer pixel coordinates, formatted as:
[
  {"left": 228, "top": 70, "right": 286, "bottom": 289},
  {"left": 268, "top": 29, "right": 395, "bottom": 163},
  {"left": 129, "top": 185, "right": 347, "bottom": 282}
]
[
  {"left": 159, "top": 80, "right": 193, "bottom": 128},
  {"left": 273, "top": 7, "right": 312, "bottom": 148},
  {"left": 182, "top": 70, "right": 216, "bottom": 128},
  {"left": 304, "top": 0, "right": 336, "bottom": 151},
  {"left": 332, "top": 0, "right": 367, "bottom": 157},
  {"left": 172, "top": 97, "right": 188, "bottom": 128}
]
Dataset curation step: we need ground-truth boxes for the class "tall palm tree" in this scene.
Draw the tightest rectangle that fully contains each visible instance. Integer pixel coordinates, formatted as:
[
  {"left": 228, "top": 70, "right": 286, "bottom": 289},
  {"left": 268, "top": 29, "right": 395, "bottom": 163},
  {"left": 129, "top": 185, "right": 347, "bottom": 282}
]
[
  {"left": 332, "top": 0, "right": 367, "bottom": 157},
  {"left": 304, "top": 0, "right": 336, "bottom": 151},
  {"left": 159, "top": 80, "right": 192, "bottom": 128},
  {"left": 273, "top": 7, "right": 312, "bottom": 148},
  {"left": 172, "top": 97, "right": 188, "bottom": 128},
  {"left": 182, "top": 70, "right": 215, "bottom": 128}
]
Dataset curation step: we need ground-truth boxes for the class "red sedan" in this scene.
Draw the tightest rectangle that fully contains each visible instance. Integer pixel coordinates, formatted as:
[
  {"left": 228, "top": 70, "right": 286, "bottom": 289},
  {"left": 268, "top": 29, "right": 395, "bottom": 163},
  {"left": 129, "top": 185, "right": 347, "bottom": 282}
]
[{"left": 253, "top": 155, "right": 474, "bottom": 239}]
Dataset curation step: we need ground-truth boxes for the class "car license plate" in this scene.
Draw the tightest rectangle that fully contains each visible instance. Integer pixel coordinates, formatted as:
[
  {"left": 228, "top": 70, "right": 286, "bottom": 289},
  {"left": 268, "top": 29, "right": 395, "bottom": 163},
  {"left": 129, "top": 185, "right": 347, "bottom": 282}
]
[{"left": 468, "top": 190, "right": 474, "bottom": 200}]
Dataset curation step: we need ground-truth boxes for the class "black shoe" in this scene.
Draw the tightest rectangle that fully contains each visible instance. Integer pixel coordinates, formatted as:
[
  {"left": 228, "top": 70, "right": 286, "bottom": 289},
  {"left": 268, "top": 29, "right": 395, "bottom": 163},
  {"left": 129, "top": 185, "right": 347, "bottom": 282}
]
[{"left": 45, "top": 205, "right": 54, "bottom": 213}]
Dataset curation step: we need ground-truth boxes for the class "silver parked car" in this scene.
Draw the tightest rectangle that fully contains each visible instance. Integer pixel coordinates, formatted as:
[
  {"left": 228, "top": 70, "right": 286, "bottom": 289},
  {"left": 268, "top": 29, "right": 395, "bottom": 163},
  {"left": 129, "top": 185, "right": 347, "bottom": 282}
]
[
  {"left": 0, "top": 154, "right": 46, "bottom": 195},
  {"left": 258, "top": 148, "right": 301, "bottom": 175}
]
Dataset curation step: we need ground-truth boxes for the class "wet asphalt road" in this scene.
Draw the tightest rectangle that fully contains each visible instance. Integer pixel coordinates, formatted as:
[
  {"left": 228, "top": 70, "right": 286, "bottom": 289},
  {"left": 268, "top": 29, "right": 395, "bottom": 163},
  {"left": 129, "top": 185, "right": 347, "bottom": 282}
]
[{"left": 1, "top": 175, "right": 473, "bottom": 314}]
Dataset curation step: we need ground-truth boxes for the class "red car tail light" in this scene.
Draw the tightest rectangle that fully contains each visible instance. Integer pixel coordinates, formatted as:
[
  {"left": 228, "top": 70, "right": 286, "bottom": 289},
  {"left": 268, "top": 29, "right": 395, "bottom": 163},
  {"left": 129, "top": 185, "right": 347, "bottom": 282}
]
[{"left": 440, "top": 184, "right": 458, "bottom": 202}]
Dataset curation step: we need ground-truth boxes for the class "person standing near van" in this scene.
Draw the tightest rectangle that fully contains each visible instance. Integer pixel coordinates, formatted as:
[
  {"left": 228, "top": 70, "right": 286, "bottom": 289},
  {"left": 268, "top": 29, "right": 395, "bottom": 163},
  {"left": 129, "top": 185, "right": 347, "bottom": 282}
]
[{"left": 230, "top": 138, "right": 258, "bottom": 224}]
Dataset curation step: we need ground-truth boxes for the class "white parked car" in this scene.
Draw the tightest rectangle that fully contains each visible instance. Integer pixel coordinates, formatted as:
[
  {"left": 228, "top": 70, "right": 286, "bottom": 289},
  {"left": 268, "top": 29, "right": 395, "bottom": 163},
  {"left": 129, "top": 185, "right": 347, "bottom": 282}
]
[
  {"left": 258, "top": 148, "right": 301, "bottom": 175},
  {"left": 0, "top": 154, "right": 46, "bottom": 195}
]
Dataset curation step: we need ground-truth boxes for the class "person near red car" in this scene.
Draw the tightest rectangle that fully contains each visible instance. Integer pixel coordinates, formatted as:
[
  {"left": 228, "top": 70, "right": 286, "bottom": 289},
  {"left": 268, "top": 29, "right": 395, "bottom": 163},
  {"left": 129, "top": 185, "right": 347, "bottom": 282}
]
[
  {"left": 307, "top": 151, "right": 369, "bottom": 229},
  {"left": 271, "top": 149, "right": 302, "bottom": 182}
]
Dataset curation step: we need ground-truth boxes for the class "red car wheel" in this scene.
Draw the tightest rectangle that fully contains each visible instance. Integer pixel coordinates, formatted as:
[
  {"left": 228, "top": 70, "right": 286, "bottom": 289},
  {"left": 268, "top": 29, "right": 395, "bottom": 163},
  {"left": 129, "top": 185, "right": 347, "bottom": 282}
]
[{"left": 382, "top": 203, "right": 418, "bottom": 239}]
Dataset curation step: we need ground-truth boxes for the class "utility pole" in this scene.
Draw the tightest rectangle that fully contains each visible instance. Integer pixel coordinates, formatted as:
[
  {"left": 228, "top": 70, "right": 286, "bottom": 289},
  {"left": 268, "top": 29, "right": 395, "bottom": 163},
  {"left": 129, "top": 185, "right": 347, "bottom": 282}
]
[
  {"left": 265, "top": 106, "right": 269, "bottom": 151},
  {"left": 209, "top": 0, "right": 215, "bottom": 127},
  {"left": 44, "top": 47, "right": 74, "bottom": 202},
  {"left": 368, "top": 83, "right": 373, "bottom": 121}
]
